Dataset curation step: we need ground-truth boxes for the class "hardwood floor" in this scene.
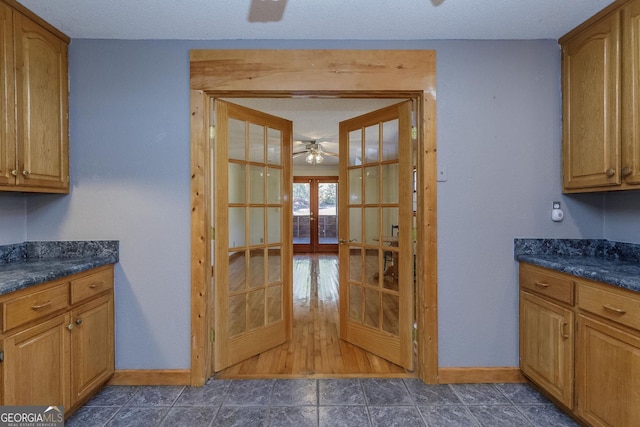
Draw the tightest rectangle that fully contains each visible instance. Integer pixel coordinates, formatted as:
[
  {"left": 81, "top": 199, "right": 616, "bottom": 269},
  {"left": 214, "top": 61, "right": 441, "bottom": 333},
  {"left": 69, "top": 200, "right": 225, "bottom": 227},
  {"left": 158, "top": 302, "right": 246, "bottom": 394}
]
[{"left": 215, "top": 254, "right": 412, "bottom": 378}]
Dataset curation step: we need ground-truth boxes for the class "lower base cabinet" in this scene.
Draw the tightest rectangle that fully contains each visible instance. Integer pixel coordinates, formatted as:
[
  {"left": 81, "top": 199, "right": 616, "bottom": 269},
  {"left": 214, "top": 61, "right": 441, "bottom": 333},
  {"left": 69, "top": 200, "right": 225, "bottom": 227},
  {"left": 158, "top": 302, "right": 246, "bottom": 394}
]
[
  {"left": 576, "top": 315, "right": 640, "bottom": 427},
  {"left": 520, "top": 291, "right": 574, "bottom": 409},
  {"left": 71, "top": 293, "right": 114, "bottom": 405},
  {"left": 0, "top": 265, "right": 114, "bottom": 417},
  {"left": 520, "top": 263, "right": 640, "bottom": 427},
  {"left": 2, "top": 313, "right": 71, "bottom": 408}
]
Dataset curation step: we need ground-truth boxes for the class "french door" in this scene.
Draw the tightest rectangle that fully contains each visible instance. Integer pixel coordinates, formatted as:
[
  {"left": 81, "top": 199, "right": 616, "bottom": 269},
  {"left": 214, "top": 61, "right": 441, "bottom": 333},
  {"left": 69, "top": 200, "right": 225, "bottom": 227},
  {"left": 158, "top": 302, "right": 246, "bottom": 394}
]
[
  {"left": 338, "top": 101, "right": 414, "bottom": 370},
  {"left": 293, "top": 177, "right": 339, "bottom": 253},
  {"left": 212, "top": 99, "right": 292, "bottom": 371}
]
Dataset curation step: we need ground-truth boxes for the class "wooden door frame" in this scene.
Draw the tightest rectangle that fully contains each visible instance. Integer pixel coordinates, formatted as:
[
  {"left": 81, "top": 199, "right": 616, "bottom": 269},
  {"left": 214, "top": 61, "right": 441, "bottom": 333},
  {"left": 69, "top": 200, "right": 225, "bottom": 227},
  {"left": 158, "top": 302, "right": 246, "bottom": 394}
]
[
  {"left": 190, "top": 50, "right": 438, "bottom": 385},
  {"left": 293, "top": 176, "right": 339, "bottom": 254}
]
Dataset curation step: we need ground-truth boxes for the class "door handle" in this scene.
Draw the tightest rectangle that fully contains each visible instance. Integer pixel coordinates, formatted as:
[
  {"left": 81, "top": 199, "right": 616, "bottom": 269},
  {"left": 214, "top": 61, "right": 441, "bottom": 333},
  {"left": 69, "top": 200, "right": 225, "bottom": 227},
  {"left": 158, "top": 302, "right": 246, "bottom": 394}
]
[{"left": 339, "top": 239, "right": 355, "bottom": 244}]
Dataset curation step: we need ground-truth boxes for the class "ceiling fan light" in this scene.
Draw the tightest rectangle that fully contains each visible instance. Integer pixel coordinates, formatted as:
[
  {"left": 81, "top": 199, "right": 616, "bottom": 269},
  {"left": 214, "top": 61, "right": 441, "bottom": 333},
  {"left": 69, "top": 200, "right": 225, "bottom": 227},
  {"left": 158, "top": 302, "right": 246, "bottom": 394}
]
[
  {"left": 315, "top": 153, "right": 324, "bottom": 164},
  {"left": 305, "top": 153, "right": 315, "bottom": 164}
]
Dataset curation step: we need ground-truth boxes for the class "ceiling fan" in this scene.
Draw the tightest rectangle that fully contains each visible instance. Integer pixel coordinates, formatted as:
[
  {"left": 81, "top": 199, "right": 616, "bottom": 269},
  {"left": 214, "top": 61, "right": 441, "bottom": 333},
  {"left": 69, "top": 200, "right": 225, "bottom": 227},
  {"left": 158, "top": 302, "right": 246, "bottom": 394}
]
[
  {"left": 248, "top": 0, "right": 288, "bottom": 22},
  {"left": 292, "top": 140, "right": 338, "bottom": 165}
]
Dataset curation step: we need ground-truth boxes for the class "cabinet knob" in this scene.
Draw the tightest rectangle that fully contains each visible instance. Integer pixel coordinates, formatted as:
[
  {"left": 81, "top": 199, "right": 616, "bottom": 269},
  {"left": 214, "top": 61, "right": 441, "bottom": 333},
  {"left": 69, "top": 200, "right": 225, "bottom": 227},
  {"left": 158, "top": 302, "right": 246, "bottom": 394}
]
[
  {"left": 66, "top": 324, "right": 74, "bottom": 331},
  {"left": 75, "top": 318, "right": 83, "bottom": 325},
  {"left": 605, "top": 168, "right": 616, "bottom": 178},
  {"left": 621, "top": 166, "right": 632, "bottom": 177},
  {"left": 22, "top": 170, "right": 30, "bottom": 177},
  {"left": 11, "top": 170, "right": 17, "bottom": 176}
]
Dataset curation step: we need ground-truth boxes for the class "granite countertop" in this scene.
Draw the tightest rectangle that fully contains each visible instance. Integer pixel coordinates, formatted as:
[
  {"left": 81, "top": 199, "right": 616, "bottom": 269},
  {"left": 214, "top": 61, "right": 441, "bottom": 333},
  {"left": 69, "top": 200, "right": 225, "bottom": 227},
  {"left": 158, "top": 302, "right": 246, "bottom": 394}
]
[
  {"left": 514, "top": 239, "right": 640, "bottom": 293},
  {"left": 0, "top": 241, "right": 119, "bottom": 296}
]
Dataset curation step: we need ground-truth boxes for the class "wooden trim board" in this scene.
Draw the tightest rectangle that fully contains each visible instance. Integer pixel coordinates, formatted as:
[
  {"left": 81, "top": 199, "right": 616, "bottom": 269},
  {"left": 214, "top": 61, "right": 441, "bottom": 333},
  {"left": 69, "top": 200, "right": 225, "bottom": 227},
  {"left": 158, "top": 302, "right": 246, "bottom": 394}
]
[
  {"left": 108, "top": 370, "right": 191, "bottom": 386},
  {"left": 438, "top": 367, "right": 526, "bottom": 384}
]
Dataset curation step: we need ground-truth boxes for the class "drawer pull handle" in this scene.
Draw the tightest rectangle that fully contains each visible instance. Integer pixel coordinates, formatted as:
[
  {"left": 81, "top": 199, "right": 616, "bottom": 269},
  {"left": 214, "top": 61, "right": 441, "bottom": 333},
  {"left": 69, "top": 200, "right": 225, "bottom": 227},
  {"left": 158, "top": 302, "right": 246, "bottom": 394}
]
[
  {"left": 561, "top": 321, "right": 570, "bottom": 339},
  {"left": 534, "top": 281, "right": 549, "bottom": 288},
  {"left": 603, "top": 304, "right": 627, "bottom": 315},
  {"left": 31, "top": 301, "right": 52, "bottom": 310},
  {"left": 89, "top": 282, "right": 103, "bottom": 289}
]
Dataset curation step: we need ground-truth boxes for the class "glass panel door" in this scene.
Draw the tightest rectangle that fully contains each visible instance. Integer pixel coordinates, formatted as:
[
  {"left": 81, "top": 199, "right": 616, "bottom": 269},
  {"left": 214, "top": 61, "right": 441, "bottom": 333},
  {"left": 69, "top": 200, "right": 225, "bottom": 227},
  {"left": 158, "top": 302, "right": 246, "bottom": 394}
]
[
  {"left": 293, "top": 177, "right": 339, "bottom": 254},
  {"left": 293, "top": 182, "right": 311, "bottom": 248},
  {"left": 338, "top": 101, "right": 414, "bottom": 370},
  {"left": 213, "top": 99, "right": 292, "bottom": 371},
  {"left": 317, "top": 182, "right": 338, "bottom": 246}
]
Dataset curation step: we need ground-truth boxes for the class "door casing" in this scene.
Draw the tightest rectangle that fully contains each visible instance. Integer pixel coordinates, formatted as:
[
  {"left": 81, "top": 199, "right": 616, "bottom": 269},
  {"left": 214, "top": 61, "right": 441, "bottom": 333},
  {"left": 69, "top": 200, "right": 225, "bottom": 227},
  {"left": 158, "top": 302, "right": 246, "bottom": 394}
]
[{"left": 190, "top": 49, "right": 437, "bottom": 385}]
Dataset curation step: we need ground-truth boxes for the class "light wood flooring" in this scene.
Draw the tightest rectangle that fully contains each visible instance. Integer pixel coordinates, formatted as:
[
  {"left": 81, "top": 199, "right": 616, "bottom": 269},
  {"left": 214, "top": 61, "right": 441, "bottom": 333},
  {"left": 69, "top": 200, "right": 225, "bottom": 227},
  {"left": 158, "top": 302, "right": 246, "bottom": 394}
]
[{"left": 216, "top": 254, "right": 412, "bottom": 379}]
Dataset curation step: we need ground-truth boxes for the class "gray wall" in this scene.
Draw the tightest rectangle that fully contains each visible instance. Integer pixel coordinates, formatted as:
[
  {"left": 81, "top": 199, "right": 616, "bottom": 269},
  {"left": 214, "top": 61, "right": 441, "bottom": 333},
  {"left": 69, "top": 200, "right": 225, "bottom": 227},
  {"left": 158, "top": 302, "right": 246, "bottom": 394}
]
[
  {"left": 604, "top": 191, "right": 640, "bottom": 243},
  {"left": 0, "top": 194, "right": 26, "bottom": 245},
  {"left": 16, "top": 38, "right": 630, "bottom": 370}
]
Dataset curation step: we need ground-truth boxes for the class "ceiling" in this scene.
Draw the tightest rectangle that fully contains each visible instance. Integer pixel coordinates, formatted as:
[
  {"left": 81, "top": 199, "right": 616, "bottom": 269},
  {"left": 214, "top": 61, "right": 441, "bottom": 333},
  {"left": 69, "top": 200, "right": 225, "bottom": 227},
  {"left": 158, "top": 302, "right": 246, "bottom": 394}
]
[{"left": 19, "top": 0, "right": 614, "bottom": 40}]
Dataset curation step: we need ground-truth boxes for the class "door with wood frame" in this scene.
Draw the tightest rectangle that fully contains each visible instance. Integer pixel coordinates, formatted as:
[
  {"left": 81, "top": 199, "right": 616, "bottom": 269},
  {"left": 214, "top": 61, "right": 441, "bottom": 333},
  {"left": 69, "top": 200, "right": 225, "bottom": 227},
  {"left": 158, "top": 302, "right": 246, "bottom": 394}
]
[
  {"left": 293, "top": 177, "right": 339, "bottom": 253},
  {"left": 212, "top": 99, "right": 292, "bottom": 371},
  {"left": 338, "top": 101, "right": 414, "bottom": 370}
]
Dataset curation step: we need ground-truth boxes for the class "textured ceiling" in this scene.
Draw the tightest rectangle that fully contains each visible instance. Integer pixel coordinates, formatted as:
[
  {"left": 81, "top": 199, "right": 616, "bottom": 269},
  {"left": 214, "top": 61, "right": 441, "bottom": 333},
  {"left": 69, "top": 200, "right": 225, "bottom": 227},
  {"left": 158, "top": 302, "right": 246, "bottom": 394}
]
[{"left": 19, "top": 0, "right": 614, "bottom": 40}]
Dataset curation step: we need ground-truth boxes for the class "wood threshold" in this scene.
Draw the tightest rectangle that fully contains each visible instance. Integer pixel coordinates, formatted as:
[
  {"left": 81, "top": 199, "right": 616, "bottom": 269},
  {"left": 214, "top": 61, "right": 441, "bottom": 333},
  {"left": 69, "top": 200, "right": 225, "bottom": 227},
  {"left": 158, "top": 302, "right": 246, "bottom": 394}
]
[
  {"left": 108, "top": 369, "right": 191, "bottom": 386},
  {"left": 438, "top": 367, "right": 526, "bottom": 384},
  {"left": 215, "top": 372, "right": 416, "bottom": 380}
]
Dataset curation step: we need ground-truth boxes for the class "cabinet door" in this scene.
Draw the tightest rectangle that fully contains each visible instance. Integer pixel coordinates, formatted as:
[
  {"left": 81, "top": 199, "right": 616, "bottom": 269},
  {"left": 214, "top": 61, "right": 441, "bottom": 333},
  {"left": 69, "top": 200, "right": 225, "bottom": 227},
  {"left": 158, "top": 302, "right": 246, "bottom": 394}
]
[
  {"left": 576, "top": 315, "right": 640, "bottom": 427},
  {"left": 622, "top": 0, "right": 640, "bottom": 186},
  {"left": 0, "top": 3, "right": 15, "bottom": 186},
  {"left": 520, "top": 291, "right": 574, "bottom": 408},
  {"left": 2, "top": 313, "right": 70, "bottom": 408},
  {"left": 14, "top": 11, "right": 68, "bottom": 191},
  {"left": 562, "top": 11, "right": 621, "bottom": 190},
  {"left": 70, "top": 293, "right": 114, "bottom": 406}
]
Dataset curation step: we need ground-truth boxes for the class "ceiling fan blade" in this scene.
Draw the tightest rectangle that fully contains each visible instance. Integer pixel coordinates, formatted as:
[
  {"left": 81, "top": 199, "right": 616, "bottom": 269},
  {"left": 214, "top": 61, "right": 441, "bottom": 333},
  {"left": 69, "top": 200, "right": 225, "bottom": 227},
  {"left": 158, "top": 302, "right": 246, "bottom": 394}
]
[
  {"left": 293, "top": 152, "right": 308, "bottom": 158},
  {"left": 323, "top": 151, "right": 339, "bottom": 157},
  {"left": 248, "top": 0, "right": 287, "bottom": 22},
  {"left": 292, "top": 150, "right": 309, "bottom": 156}
]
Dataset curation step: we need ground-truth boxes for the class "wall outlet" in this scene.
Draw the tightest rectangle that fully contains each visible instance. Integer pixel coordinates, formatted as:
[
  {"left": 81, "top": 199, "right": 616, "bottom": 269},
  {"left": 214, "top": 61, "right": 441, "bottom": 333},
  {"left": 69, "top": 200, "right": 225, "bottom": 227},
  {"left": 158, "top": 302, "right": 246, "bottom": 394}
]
[{"left": 437, "top": 165, "right": 448, "bottom": 182}]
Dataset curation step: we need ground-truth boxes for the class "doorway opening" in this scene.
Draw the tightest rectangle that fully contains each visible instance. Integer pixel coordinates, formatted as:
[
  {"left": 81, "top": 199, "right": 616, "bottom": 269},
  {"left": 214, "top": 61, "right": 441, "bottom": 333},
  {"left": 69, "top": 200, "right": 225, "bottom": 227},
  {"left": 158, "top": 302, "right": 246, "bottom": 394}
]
[
  {"left": 190, "top": 49, "right": 438, "bottom": 385},
  {"left": 209, "top": 98, "right": 416, "bottom": 377}
]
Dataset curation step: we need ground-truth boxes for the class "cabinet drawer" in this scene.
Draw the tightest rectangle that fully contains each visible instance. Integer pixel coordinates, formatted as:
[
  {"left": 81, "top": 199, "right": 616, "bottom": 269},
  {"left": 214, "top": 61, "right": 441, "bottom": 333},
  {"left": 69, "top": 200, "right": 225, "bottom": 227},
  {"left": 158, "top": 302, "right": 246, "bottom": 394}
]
[
  {"left": 520, "top": 264, "right": 574, "bottom": 305},
  {"left": 3, "top": 283, "right": 69, "bottom": 331},
  {"left": 578, "top": 282, "right": 640, "bottom": 332},
  {"left": 70, "top": 267, "right": 113, "bottom": 304}
]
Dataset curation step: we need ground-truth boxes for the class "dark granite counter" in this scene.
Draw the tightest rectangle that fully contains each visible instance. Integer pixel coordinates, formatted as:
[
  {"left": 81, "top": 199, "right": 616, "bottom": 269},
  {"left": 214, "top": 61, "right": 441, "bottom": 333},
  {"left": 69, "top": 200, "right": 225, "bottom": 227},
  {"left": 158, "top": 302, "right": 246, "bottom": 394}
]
[
  {"left": 514, "top": 239, "right": 640, "bottom": 293},
  {"left": 0, "top": 241, "right": 119, "bottom": 296}
]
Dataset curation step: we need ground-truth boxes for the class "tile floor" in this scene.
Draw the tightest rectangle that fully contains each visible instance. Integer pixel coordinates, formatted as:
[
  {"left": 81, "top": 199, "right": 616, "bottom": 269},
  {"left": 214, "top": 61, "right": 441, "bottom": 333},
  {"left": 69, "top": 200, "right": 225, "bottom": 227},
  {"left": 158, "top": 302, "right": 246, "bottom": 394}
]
[{"left": 66, "top": 379, "right": 580, "bottom": 426}]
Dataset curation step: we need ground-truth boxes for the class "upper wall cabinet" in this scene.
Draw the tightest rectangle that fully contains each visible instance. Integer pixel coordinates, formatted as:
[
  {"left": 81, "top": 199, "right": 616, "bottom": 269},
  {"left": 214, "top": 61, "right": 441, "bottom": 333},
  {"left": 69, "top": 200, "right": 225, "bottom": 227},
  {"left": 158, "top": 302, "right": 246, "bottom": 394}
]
[
  {"left": 0, "top": 1, "right": 69, "bottom": 193},
  {"left": 561, "top": 0, "right": 640, "bottom": 193}
]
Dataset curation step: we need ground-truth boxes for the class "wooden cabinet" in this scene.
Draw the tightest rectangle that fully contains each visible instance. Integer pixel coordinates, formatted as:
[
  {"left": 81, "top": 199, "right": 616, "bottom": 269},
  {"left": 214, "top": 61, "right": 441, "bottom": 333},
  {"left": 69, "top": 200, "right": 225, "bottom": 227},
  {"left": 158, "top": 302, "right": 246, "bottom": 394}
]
[
  {"left": 0, "top": 265, "right": 114, "bottom": 416},
  {"left": 520, "top": 262, "right": 640, "bottom": 426},
  {"left": 575, "top": 279, "right": 640, "bottom": 427},
  {"left": 576, "top": 315, "right": 640, "bottom": 426},
  {"left": 0, "top": 2, "right": 15, "bottom": 188},
  {"left": 561, "top": 0, "right": 640, "bottom": 192},
  {"left": 0, "top": 0, "right": 69, "bottom": 193},
  {"left": 70, "top": 294, "right": 114, "bottom": 405},
  {"left": 2, "top": 313, "right": 71, "bottom": 409},
  {"left": 622, "top": 0, "right": 640, "bottom": 185},
  {"left": 519, "top": 264, "right": 574, "bottom": 409}
]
